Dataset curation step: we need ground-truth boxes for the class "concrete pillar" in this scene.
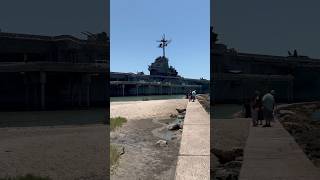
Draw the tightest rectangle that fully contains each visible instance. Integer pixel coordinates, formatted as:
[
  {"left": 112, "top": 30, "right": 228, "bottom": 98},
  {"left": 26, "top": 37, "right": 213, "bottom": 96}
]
[
  {"left": 25, "top": 83, "right": 29, "bottom": 108},
  {"left": 23, "top": 73, "right": 30, "bottom": 109},
  {"left": 40, "top": 71, "right": 46, "bottom": 110},
  {"left": 23, "top": 53, "right": 28, "bottom": 63},
  {"left": 84, "top": 74, "right": 91, "bottom": 107},
  {"left": 136, "top": 84, "right": 139, "bottom": 96},
  {"left": 78, "top": 82, "right": 82, "bottom": 106},
  {"left": 288, "top": 79, "right": 293, "bottom": 102},
  {"left": 148, "top": 85, "right": 152, "bottom": 95},
  {"left": 122, "top": 84, "right": 125, "bottom": 96}
]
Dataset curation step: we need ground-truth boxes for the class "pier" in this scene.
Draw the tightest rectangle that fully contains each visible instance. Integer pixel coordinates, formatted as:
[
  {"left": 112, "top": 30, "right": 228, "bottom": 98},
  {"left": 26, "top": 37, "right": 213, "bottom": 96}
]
[{"left": 239, "top": 119, "right": 320, "bottom": 180}]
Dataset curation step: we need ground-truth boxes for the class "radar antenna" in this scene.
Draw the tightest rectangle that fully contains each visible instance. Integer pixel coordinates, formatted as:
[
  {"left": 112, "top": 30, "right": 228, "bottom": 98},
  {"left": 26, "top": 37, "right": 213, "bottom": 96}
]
[{"left": 156, "top": 34, "right": 171, "bottom": 57}]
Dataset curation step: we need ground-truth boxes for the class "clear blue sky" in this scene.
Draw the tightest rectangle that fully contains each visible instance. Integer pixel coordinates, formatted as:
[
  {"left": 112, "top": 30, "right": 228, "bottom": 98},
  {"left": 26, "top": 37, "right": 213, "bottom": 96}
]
[{"left": 111, "top": 0, "right": 210, "bottom": 79}]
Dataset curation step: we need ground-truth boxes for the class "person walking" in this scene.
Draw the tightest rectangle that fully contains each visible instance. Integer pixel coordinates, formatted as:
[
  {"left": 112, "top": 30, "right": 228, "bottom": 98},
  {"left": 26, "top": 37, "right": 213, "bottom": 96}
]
[
  {"left": 243, "top": 98, "right": 251, "bottom": 118},
  {"left": 257, "top": 93, "right": 264, "bottom": 125},
  {"left": 262, "top": 90, "right": 276, "bottom": 127},
  {"left": 250, "top": 91, "right": 261, "bottom": 127},
  {"left": 188, "top": 90, "right": 192, "bottom": 102},
  {"left": 191, "top": 90, "right": 196, "bottom": 102}
]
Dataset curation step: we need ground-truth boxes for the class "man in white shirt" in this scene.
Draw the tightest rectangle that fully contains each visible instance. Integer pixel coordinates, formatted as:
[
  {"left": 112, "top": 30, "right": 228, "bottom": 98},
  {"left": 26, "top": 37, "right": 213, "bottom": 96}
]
[
  {"left": 262, "top": 90, "right": 276, "bottom": 127},
  {"left": 191, "top": 90, "right": 196, "bottom": 102}
]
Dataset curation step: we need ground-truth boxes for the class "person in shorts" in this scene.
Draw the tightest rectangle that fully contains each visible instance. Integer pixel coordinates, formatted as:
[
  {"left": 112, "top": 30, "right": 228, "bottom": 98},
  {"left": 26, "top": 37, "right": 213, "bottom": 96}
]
[{"left": 262, "top": 90, "right": 276, "bottom": 127}]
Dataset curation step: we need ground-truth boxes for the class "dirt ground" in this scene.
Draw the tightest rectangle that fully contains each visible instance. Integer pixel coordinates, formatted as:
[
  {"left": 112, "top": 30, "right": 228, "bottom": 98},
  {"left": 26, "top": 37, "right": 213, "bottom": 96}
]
[
  {"left": 211, "top": 103, "right": 250, "bottom": 180},
  {"left": 110, "top": 99, "right": 188, "bottom": 180},
  {"left": 0, "top": 125, "right": 108, "bottom": 180}
]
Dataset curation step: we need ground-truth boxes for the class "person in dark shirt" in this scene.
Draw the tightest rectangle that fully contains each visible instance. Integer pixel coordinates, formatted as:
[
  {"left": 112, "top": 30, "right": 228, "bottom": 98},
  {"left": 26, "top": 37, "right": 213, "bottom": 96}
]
[{"left": 250, "top": 91, "right": 261, "bottom": 127}]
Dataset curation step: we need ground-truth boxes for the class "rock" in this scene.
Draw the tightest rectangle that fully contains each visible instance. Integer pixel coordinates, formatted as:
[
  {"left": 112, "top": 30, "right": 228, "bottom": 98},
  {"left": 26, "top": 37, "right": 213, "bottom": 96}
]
[
  {"left": 224, "top": 161, "right": 242, "bottom": 169},
  {"left": 170, "top": 114, "right": 177, "bottom": 118},
  {"left": 235, "top": 156, "right": 243, "bottom": 161},
  {"left": 279, "top": 110, "right": 296, "bottom": 116},
  {"left": 156, "top": 140, "right": 167, "bottom": 147},
  {"left": 177, "top": 114, "right": 185, "bottom": 119},
  {"left": 178, "top": 123, "right": 183, "bottom": 129},
  {"left": 212, "top": 148, "right": 243, "bottom": 164},
  {"left": 167, "top": 123, "right": 181, "bottom": 130},
  {"left": 282, "top": 122, "right": 308, "bottom": 134},
  {"left": 176, "top": 108, "right": 186, "bottom": 113},
  {"left": 214, "top": 167, "right": 239, "bottom": 180},
  {"left": 120, "top": 146, "right": 125, "bottom": 155}
]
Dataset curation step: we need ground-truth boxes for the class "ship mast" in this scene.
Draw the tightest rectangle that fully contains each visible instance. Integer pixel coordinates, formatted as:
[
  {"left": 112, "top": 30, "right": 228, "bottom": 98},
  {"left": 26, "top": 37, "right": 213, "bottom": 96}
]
[{"left": 157, "top": 34, "right": 171, "bottom": 58}]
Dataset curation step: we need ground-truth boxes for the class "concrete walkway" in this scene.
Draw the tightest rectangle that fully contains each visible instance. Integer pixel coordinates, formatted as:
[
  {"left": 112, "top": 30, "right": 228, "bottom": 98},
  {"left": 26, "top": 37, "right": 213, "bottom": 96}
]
[
  {"left": 175, "top": 100, "right": 210, "bottom": 180},
  {"left": 239, "top": 119, "right": 320, "bottom": 180}
]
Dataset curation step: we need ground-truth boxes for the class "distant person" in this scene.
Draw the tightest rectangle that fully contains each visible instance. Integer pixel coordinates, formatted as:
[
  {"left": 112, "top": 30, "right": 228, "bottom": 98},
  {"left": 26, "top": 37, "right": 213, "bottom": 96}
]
[
  {"left": 188, "top": 90, "right": 192, "bottom": 102},
  {"left": 257, "top": 93, "right": 264, "bottom": 125},
  {"left": 191, "top": 90, "right": 196, "bottom": 102},
  {"left": 262, "top": 90, "right": 276, "bottom": 127},
  {"left": 243, "top": 98, "right": 251, "bottom": 118},
  {"left": 250, "top": 91, "right": 261, "bottom": 127}
]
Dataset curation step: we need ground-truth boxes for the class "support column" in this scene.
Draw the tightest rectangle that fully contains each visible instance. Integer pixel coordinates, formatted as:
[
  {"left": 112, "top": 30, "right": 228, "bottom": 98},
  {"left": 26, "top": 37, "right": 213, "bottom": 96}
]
[
  {"left": 136, "top": 84, "right": 139, "bottom": 96},
  {"left": 148, "top": 85, "right": 152, "bottom": 95},
  {"left": 23, "top": 72, "right": 30, "bottom": 109},
  {"left": 40, "top": 71, "right": 46, "bottom": 110},
  {"left": 288, "top": 79, "right": 293, "bottom": 102},
  {"left": 78, "top": 82, "right": 82, "bottom": 106},
  {"left": 23, "top": 53, "right": 28, "bottom": 63},
  {"left": 122, "top": 84, "right": 125, "bottom": 96},
  {"left": 83, "top": 74, "right": 91, "bottom": 107}
]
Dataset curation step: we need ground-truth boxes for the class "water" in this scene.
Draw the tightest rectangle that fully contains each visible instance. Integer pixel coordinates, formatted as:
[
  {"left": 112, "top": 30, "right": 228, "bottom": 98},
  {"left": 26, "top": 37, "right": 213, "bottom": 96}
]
[
  {"left": 311, "top": 110, "right": 320, "bottom": 121},
  {"left": 212, "top": 104, "right": 243, "bottom": 119},
  {"left": 162, "top": 118, "right": 182, "bottom": 141},
  {"left": 110, "top": 95, "right": 185, "bottom": 102},
  {"left": 0, "top": 108, "right": 106, "bottom": 127}
]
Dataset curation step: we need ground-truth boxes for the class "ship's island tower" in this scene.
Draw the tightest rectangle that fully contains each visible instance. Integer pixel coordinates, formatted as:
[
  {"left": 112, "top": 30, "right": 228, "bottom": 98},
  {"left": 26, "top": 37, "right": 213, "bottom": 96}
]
[{"left": 148, "top": 34, "right": 178, "bottom": 76}]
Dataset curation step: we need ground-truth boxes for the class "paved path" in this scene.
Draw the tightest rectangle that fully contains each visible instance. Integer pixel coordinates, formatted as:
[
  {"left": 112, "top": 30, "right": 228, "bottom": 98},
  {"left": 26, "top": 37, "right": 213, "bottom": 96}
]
[
  {"left": 175, "top": 100, "right": 210, "bottom": 180},
  {"left": 239, "top": 119, "right": 320, "bottom": 180}
]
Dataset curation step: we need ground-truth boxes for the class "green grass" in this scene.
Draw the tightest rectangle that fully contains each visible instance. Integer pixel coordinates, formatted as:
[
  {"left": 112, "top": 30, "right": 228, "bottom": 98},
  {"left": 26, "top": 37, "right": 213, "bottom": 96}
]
[
  {"left": 0, "top": 174, "right": 50, "bottom": 180},
  {"left": 110, "top": 116, "right": 127, "bottom": 131},
  {"left": 110, "top": 117, "right": 127, "bottom": 173},
  {"left": 110, "top": 144, "right": 122, "bottom": 172}
]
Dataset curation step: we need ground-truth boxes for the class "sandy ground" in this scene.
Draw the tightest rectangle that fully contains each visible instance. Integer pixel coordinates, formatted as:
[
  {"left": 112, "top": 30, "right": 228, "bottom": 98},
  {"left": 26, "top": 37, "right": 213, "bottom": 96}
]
[
  {"left": 111, "top": 99, "right": 188, "bottom": 120},
  {"left": 0, "top": 125, "right": 108, "bottom": 180},
  {"left": 110, "top": 99, "right": 188, "bottom": 180}
]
